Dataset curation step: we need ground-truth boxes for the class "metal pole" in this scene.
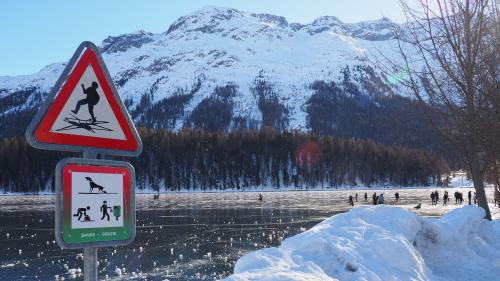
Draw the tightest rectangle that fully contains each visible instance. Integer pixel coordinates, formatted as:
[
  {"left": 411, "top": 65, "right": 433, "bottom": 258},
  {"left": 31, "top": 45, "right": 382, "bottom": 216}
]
[
  {"left": 83, "top": 151, "right": 98, "bottom": 281},
  {"left": 84, "top": 247, "right": 98, "bottom": 281}
]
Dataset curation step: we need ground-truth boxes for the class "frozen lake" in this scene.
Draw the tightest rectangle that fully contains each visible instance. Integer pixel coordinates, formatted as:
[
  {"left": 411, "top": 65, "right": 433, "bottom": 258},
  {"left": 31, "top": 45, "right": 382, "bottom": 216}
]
[{"left": 0, "top": 188, "right": 495, "bottom": 280}]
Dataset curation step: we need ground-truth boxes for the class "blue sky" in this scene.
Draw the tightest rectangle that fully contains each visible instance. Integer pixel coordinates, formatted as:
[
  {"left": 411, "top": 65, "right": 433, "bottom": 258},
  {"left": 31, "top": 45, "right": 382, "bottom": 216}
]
[{"left": 0, "top": 0, "right": 406, "bottom": 76}]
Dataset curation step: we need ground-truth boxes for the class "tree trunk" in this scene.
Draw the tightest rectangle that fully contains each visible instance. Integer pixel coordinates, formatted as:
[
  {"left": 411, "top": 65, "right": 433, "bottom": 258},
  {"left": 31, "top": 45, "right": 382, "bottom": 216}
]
[
  {"left": 470, "top": 152, "right": 492, "bottom": 220},
  {"left": 496, "top": 185, "right": 500, "bottom": 208},
  {"left": 493, "top": 161, "right": 500, "bottom": 208}
]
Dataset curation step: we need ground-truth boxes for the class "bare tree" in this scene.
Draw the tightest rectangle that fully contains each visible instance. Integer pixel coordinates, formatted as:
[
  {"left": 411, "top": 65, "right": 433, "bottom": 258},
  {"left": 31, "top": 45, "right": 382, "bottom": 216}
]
[{"left": 389, "top": 0, "right": 498, "bottom": 219}]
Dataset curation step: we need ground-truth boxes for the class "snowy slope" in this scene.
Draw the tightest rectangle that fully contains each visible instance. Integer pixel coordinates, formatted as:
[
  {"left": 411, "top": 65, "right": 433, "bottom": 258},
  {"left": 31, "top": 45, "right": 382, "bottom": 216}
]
[
  {"left": 225, "top": 205, "right": 500, "bottom": 281},
  {"left": 0, "top": 6, "right": 413, "bottom": 134}
]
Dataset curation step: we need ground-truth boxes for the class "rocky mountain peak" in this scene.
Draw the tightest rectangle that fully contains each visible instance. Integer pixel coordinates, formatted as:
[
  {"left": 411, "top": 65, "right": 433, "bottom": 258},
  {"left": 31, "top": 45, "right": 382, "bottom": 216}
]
[
  {"left": 0, "top": 6, "right": 413, "bottom": 139},
  {"left": 164, "top": 6, "right": 246, "bottom": 35},
  {"left": 101, "top": 30, "right": 154, "bottom": 54}
]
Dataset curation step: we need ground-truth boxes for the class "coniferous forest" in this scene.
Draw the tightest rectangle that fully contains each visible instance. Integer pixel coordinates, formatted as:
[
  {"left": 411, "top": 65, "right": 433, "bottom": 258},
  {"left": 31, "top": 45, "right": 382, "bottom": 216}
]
[{"left": 0, "top": 128, "right": 449, "bottom": 193}]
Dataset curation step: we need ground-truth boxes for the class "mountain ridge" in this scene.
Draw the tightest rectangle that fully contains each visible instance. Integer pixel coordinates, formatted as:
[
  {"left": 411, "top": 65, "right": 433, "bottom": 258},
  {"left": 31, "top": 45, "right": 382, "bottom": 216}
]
[{"left": 0, "top": 6, "right": 448, "bottom": 162}]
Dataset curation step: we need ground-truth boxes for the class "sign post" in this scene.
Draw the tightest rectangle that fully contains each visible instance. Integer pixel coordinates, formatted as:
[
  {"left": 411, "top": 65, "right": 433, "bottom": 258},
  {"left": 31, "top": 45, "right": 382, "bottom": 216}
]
[{"left": 26, "top": 41, "right": 142, "bottom": 281}]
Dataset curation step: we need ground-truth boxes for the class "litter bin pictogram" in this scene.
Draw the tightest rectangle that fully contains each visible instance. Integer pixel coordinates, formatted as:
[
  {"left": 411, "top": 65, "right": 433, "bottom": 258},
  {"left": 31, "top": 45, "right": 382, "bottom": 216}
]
[{"left": 113, "top": 205, "right": 121, "bottom": 221}]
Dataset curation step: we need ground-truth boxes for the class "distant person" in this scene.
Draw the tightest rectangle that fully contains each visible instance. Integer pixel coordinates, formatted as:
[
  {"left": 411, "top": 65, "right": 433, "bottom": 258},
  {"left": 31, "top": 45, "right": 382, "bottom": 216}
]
[
  {"left": 372, "top": 192, "right": 377, "bottom": 205},
  {"left": 349, "top": 195, "right": 354, "bottom": 206},
  {"left": 435, "top": 190, "right": 439, "bottom": 204},
  {"left": 443, "top": 191, "right": 449, "bottom": 206},
  {"left": 473, "top": 192, "right": 476, "bottom": 205},
  {"left": 459, "top": 192, "right": 464, "bottom": 204},
  {"left": 355, "top": 193, "right": 358, "bottom": 202},
  {"left": 430, "top": 191, "right": 435, "bottom": 205},
  {"left": 378, "top": 194, "right": 385, "bottom": 204},
  {"left": 364, "top": 193, "right": 368, "bottom": 202},
  {"left": 395, "top": 192, "right": 400, "bottom": 203},
  {"left": 72, "top": 82, "right": 100, "bottom": 122},
  {"left": 454, "top": 191, "right": 459, "bottom": 204},
  {"left": 468, "top": 190, "right": 472, "bottom": 205},
  {"left": 259, "top": 193, "right": 263, "bottom": 201}
]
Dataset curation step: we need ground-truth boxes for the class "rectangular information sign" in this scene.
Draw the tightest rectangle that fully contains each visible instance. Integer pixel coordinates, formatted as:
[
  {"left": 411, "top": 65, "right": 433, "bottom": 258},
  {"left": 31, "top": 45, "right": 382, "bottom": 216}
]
[{"left": 55, "top": 158, "right": 136, "bottom": 249}]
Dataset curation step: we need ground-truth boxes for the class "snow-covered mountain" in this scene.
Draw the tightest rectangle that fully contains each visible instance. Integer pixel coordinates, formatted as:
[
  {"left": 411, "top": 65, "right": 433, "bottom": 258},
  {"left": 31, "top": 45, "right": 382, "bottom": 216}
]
[{"left": 0, "top": 6, "right": 436, "bottom": 150}]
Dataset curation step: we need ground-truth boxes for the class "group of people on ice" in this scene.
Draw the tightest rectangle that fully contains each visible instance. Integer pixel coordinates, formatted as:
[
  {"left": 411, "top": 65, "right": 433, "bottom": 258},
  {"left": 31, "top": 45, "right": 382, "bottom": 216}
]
[
  {"left": 430, "top": 190, "right": 476, "bottom": 206},
  {"left": 349, "top": 192, "right": 400, "bottom": 206},
  {"left": 345, "top": 189, "right": 485, "bottom": 208}
]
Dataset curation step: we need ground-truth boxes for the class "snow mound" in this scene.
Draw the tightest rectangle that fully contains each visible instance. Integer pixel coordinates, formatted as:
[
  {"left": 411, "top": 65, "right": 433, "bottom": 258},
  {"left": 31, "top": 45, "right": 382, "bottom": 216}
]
[
  {"left": 448, "top": 176, "right": 474, "bottom": 188},
  {"left": 225, "top": 206, "right": 500, "bottom": 281}
]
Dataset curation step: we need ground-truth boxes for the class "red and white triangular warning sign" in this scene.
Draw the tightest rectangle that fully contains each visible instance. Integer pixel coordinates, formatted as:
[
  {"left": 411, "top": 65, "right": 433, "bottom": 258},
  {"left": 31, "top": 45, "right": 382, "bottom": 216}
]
[{"left": 26, "top": 42, "right": 142, "bottom": 156}]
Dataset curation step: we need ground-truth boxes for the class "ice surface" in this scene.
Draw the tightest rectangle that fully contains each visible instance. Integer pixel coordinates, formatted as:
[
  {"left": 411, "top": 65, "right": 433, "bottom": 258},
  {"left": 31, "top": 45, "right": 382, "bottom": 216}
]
[
  {"left": 226, "top": 205, "right": 500, "bottom": 281},
  {"left": 0, "top": 189, "right": 497, "bottom": 280}
]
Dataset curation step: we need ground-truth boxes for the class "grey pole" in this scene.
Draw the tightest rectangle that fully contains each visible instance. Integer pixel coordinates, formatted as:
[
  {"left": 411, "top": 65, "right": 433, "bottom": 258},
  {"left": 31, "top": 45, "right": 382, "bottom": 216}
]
[
  {"left": 83, "top": 151, "right": 98, "bottom": 281},
  {"left": 84, "top": 247, "right": 98, "bottom": 281}
]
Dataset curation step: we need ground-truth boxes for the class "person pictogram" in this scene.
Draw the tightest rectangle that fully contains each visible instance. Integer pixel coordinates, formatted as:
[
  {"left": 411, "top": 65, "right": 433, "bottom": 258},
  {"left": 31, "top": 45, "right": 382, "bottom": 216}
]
[
  {"left": 73, "top": 206, "right": 91, "bottom": 221},
  {"left": 72, "top": 82, "right": 100, "bottom": 122},
  {"left": 100, "top": 200, "right": 111, "bottom": 221}
]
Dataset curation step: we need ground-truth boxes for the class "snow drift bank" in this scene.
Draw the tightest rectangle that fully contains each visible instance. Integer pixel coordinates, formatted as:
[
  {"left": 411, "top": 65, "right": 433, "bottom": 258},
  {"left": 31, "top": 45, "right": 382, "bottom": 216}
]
[{"left": 225, "top": 206, "right": 500, "bottom": 281}]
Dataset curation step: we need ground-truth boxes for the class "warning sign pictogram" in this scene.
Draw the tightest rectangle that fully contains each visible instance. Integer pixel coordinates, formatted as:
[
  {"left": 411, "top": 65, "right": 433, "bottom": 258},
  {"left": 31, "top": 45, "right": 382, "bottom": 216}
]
[{"left": 26, "top": 41, "right": 142, "bottom": 156}]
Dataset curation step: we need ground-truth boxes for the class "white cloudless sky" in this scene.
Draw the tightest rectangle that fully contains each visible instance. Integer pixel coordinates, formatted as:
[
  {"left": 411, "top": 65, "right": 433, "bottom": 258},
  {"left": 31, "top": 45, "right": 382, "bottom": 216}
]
[{"left": 0, "top": 0, "right": 409, "bottom": 76}]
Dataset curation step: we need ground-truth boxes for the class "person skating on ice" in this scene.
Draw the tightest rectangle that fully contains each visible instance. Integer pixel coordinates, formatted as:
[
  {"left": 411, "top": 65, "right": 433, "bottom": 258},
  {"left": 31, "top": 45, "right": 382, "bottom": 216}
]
[{"left": 72, "top": 81, "right": 100, "bottom": 122}]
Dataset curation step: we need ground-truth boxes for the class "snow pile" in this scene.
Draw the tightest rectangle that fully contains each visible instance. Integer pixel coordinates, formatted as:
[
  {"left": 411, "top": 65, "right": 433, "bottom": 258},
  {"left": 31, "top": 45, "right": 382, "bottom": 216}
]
[
  {"left": 225, "top": 206, "right": 500, "bottom": 281},
  {"left": 448, "top": 174, "right": 474, "bottom": 188}
]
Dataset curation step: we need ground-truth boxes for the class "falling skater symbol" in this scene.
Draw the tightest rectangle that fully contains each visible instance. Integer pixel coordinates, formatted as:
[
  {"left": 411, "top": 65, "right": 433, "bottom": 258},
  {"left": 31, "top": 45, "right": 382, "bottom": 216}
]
[
  {"left": 55, "top": 81, "right": 113, "bottom": 133},
  {"left": 72, "top": 82, "right": 100, "bottom": 122}
]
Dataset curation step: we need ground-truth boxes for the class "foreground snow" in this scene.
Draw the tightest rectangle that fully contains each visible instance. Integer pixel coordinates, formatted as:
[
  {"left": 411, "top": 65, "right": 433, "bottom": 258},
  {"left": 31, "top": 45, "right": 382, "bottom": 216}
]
[{"left": 225, "top": 205, "right": 500, "bottom": 281}]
